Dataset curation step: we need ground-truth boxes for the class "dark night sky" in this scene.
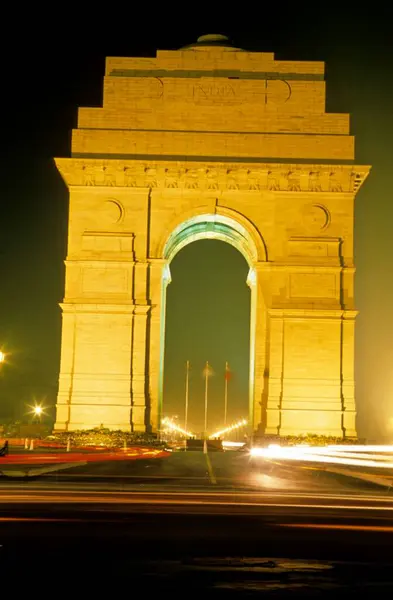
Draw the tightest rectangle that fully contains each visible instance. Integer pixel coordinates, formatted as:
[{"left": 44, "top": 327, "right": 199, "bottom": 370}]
[{"left": 1, "top": 11, "right": 393, "bottom": 437}]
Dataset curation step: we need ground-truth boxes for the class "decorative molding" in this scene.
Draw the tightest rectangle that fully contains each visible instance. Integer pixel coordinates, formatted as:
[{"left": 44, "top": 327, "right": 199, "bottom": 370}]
[
  {"left": 65, "top": 258, "right": 135, "bottom": 265},
  {"left": 287, "top": 236, "right": 341, "bottom": 263},
  {"left": 268, "top": 308, "right": 358, "bottom": 319},
  {"left": 80, "top": 231, "right": 135, "bottom": 258},
  {"left": 56, "top": 158, "right": 370, "bottom": 194},
  {"left": 60, "top": 303, "right": 135, "bottom": 314},
  {"left": 257, "top": 263, "right": 345, "bottom": 272}
]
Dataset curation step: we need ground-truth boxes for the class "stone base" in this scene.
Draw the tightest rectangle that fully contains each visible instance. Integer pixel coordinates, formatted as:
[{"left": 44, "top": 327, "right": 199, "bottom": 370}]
[
  {"left": 54, "top": 421, "right": 132, "bottom": 432},
  {"left": 265, "top": 407, "right": 347, "bottom": 438},
  {"left": 54, "top": 403, "right": 131, "bottom": 432},
  {"left": 132, "top": 423, "right": 146, "bottom": 433},
  {"left": 342, "top": 429, "right": 357, "bottom": 439}
]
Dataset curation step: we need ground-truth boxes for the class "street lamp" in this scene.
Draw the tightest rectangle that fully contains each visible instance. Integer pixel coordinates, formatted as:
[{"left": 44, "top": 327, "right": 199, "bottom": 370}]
[
  {"left": 0, "top": 351, "right": 5, "bottom": 363},
  {"left": 27, "top": 403, "right": 46, "bottom": 421}
]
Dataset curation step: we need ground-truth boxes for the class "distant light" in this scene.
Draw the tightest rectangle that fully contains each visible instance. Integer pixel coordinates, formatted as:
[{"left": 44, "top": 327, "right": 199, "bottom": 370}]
[
  {"left": 162, "top": 417, "right": 194, "bottom": 438},
  {"left": 0, "top": 351, "right": 5, "bottom": 363},
  {"left": 31, "top": 404, "right": 44, "bottom": 417},
  {"left": 210, "top": 419, "right": 247, "bottom": 440},
  {"left": 222, "top": 441, "right": 245, "bottom": 448}
]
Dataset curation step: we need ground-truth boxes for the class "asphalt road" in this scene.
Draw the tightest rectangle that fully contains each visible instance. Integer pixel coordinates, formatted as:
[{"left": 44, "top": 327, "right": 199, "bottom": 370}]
[
  {"left": 2, "top": 450, "right": 390, "bottom": 493},
  {"left": 2, "top": 451, "right": 393, "bottom": 591},
  {"left": 1, "top": 488, "right": 393, "bottom": 592},
  {"left": 0, "top": 486, "right": 392, "bottom": 510}
]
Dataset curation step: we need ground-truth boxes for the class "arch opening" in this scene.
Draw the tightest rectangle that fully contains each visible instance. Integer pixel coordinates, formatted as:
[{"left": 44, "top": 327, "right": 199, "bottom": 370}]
[
  {"left": 158, "top": 214, "right": 258, "bottom": 436},
  {"left": 163, "top": 213, "right": 258, "bottom": 266}
]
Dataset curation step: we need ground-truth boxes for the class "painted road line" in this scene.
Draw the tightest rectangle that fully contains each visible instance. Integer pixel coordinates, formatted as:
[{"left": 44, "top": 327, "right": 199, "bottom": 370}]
[{"left": 205, "top": 453, "right": 217, "bottom": 485}]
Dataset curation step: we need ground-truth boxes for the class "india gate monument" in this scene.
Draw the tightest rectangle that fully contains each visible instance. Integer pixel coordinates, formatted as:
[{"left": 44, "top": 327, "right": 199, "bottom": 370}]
[{"left": 54, "top": 34, "right": 370, "bottom": 437}]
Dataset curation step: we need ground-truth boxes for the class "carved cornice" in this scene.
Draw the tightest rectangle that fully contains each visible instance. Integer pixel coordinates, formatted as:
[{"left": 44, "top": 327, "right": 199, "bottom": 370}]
[
  {"left": 60, "top": 303, "right": 135, "bottom": 314},
  {"left": 55, "top": 158, "right": 370, "bottom": 194}
]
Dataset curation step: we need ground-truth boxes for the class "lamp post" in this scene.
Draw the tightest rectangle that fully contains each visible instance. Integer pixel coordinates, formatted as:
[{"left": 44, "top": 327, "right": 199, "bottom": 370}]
[
  {"left": 184, "top": 360, "right": 190, "bottom": 434},
  {"left": 0, "top": 351, "right": 5, "bottom": 364},
  {"left": 203, "top": 362, "right": 213, "bottom": 439}
]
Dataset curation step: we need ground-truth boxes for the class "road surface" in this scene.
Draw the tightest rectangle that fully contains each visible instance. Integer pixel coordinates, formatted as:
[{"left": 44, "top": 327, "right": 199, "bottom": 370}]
[
  {"left": 2, "top": 450, "right": 391, "bottom": 493},
  {"left": 2, "top": 450, "right": 393, "bottom": 591},
  {"left": 0, "top": 488, "right": 393, "bottom": 589}
]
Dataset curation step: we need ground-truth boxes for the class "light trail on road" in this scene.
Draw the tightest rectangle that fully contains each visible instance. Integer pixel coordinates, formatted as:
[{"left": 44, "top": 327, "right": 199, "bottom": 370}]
[
  {"left": 0, "top": 448, "right": 169, "bottom": 465},
  {"left": 0, "top": 489, "right": 392, "bottom": 512},
  {"left": 250, "top": 444, "right": 393, "bottom": 469},
  {"left": 280, "top": 523, "right": 393, "bottom": 532}
]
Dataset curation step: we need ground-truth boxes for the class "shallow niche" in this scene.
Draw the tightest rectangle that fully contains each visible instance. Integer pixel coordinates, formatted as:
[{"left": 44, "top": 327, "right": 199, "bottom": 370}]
[
  {"left": 100, "top": 199, "right": 124, "bottom": 226},
  {"left": 301, "top": 203, "right": 330, "bottom": 232}
]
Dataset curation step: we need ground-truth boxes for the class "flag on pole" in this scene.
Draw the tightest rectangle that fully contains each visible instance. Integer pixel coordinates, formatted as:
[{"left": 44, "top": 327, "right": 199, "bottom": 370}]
[
  {"left": 224, "top": 362, "right": 232, "bottom": 381},
  {"left": 202, "top": 362, "right": 214, "bottom": 378}
]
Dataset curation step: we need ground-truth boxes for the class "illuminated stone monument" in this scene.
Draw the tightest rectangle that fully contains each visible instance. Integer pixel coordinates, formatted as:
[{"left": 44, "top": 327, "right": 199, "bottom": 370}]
[{"left": 54, "top": 34, "right": 370, "bottom": 436}]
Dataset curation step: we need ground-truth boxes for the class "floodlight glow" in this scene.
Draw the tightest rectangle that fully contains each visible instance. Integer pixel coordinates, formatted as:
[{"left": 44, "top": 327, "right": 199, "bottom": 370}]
[
  {"left": 210, "top": 419, "right": 247, "bottom": 440},
  {"left": 162, "top": 417, "right": 194, "bottom": 438}
]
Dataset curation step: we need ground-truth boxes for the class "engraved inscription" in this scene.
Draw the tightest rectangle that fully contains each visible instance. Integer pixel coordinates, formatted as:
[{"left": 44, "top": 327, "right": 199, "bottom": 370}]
[
  {"left": 191, "top": 79, "right": 292, "bottom": 105},
  {"left": 193, "top": 84, "right": 236, "bottom": 99}
]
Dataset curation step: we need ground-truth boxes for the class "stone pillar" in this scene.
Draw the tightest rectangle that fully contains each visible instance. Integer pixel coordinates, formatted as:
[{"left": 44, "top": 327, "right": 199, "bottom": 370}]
[
  {"left": 276, "top": 310, "right": 345, "bottom": 437},
  {"left": 55, "top": 304, "right": 134, "bottom": 432},
  {"left": 130, "top": 256, "right": 150, "bottom": 431},
  {"left": 341, "top": 312, "right": 357, "bottom": 437},
  {"left": 146, "top": 260, "right": 169, "bottom": 431},
  {"left": 147, "top": 306, "right": 160, "bottom": 432},
  {"left": 265, "top": 312, "right": 285, "bottom": 434},
  {"left": 131, "top": 305, "right": 150, "bottom": 431},
  {"left": 54, "top": 309, "right": 76, "bottom": 430},
  {"left": 134, "top": 262, "right": 148, "bottom": 303},
  {"left": 249, "top": 264, "right": 268, "bottom": 433}
]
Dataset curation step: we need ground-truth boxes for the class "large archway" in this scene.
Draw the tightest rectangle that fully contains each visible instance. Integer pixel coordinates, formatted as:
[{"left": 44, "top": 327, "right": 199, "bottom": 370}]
[
  {"left": 54, "top": 37, "right": 368, "bottom": 438},
  {"left": 160, "top": 214, "right": 258, "bottom": 435}
]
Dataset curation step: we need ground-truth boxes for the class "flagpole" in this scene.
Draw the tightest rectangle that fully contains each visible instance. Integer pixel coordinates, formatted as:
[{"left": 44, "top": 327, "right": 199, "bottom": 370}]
[
  {"left": 224, "top": 361, "right": 229, "bottom": 429},
  {"left": 204, "top": 361, "right": 209, "bottom": 439},
  {"left": 185, "top": 360, "right": 190, "bottom": 435}
]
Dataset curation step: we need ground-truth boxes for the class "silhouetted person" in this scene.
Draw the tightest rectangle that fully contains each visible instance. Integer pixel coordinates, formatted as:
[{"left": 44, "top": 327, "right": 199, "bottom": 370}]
[{"left": 0, "top": 440, "right": 9, "bottom": 457}]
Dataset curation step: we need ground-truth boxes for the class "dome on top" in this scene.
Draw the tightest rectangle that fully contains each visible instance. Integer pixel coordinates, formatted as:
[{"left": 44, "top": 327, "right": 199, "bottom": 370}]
[
  {"left": 197, "top": 34, "right": 231, "bottom": 45},
  {"left": 181, "top": 33, "right": 242, "bottom": 51}
]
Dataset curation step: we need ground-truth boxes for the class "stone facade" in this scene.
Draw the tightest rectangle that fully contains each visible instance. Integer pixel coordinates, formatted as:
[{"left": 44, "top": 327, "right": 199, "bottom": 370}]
[{"left": 54, "top": 34, "right": 370, "bottom": 436}]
